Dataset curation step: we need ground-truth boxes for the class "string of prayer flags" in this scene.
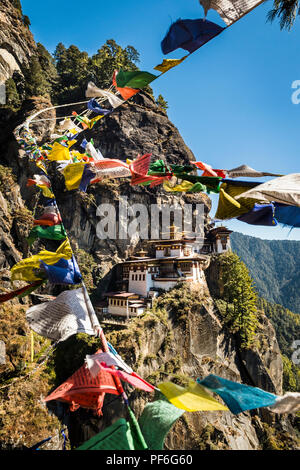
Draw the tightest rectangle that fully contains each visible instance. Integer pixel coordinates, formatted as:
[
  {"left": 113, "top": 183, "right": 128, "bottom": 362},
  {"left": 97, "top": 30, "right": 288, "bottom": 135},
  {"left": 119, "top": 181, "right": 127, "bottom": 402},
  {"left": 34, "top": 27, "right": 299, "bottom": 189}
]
[
  {"left": 0, "top": 280, "right": 44, "bottom": 304},
  {"left": 72, "top": 112, "right": 103, "bottom": 129},
  {"left": 44, "top": 355, "right": 119, "bottom": 416},
  {"left": 85, "top": 82, "right": 124, "bottom": 108},
  {"left": 154, "top": 56, "right": 188, "bottom": 73},
  {"left": 268, "top": 392, "right": 300, "bottom": 414},
  {"left": 161, "top": 18, "right": 224, "bottom": 55},
  {"left": 226, "top": 164, "right": 283, "bottom": 179},
  {"left": 235, "top": 173, "right": 300, "bottom": 207},
  {"left": 10, "top": 239, "right": 73, "bottom": 282},
  {"left": 90, "top": 362, "right": 155, "bottom": 393},
  {"left": 27, "top": 224, "right": 67, "bottom": 246},
  {"left": 26, "top": 288, "right": 96, "bottom": 342},
  {"left": 197, "top": 375, "right": 277, "bottom": 414},
  {"left": 138, "top": 398, "right": 184, "bottom": 450},
  {"left": 158, "top": 380, "right": 228, "bottom": 412},
  {"left": 59, "top": 118, "right": 81, "bottom": 133},
  {"left": 76, "top": 409, "right": 148, "bottom": 450},
  {"left": 87, "top": 99, "right": 112, "bottom": 116},
  {"left": 40, "top": 256, "right": 82, "bottom": 285},
  {"left": 237, "top": 203, "right": 277, "bottom": 227},
  {"left": 199, "top": 0, "right": 265, "bottom": 26},
  {"left": 85, "top": 351, "right": 133, "bottom": 377},
  {"left": 192, "top": 161, "right": 227, "bottom": 178}
]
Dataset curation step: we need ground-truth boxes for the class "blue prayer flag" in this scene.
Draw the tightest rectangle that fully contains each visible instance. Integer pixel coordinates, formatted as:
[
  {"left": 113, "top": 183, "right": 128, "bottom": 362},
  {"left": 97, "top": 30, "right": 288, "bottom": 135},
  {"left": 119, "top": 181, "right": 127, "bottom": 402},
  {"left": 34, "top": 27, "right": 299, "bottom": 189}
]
[
  {"left": 161, "top": 19, "right": 224, "bottom": 55},
  {"left": 197, "top": 375, "right": 277, "bottom": 415},
  {"left": 87, "top": 99, "right": 111, "bottom": 115},
  {"left": 40, "top": 256, "right": 82, "bottom": 285},
  {"left": 237, "top": 203, "right": 277, "bottom": 226}
]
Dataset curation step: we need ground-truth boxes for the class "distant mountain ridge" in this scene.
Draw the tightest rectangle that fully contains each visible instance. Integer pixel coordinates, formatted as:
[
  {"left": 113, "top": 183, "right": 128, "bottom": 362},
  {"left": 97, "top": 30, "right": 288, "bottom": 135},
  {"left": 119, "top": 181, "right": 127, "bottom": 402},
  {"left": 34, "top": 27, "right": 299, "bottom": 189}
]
[{"left": 231, "top": 232, "right": 300, "bottom": 314}]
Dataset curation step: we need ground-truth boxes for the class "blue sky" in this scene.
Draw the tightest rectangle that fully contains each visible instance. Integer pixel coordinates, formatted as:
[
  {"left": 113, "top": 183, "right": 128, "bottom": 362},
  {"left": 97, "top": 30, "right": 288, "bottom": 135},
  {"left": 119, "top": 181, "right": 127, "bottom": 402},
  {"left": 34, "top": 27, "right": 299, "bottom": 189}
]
[{"left": 21, "top": 0, "right": 300, "bottom": 240}]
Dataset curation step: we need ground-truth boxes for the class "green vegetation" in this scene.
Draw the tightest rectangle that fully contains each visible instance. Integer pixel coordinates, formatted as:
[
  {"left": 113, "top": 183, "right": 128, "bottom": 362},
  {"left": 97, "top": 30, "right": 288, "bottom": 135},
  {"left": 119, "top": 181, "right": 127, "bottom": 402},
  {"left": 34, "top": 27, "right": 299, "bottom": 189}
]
[
  {"left": 231, "top": 232, "right": 300, "bottom": 314},
  {"left": 257, "top": 297, "right": 300, "bottom": 392},
  {"left": 4, "top": 37, "right": 167, "bottom": 115},
  {"left": 212, "top": 252, "right": 258, "bottom": 348}
]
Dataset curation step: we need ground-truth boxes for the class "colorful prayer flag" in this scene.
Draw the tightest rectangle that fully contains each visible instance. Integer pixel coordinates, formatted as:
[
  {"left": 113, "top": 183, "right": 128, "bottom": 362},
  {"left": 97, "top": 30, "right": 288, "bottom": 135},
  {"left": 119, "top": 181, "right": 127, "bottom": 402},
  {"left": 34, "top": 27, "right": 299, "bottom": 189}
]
[
  {"left": 161, "top": 18, "right": 224, "bottom": 55},
  {"left": 10, "top": 239, "right": 73, "bottom": 282},
  {"left": 158, "top": 380, "right": 228, "bottom": 412},
  {"left": 154, "top": 56, "right": 188, "bottom": 73},
  {"left": 197, "top": 375, "right": 277, "bottom": 414}
]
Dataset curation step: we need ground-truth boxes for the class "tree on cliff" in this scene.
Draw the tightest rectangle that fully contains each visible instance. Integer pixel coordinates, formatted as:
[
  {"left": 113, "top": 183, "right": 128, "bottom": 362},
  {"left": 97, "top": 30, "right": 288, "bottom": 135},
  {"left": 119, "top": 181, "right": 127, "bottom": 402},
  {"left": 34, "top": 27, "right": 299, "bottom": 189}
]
[{"left": 216, "top": 252, "right": 258, "bottom": 348}]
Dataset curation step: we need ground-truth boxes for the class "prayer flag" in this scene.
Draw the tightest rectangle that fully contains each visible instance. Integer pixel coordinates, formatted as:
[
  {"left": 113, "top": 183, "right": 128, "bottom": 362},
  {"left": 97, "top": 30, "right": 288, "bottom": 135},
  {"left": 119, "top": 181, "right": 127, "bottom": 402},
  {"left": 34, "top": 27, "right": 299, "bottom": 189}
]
[
  {"left": 27, "top": 224, "right": 67, "bottom": 246},
  {"left": 47, "top": 142, "right": 71, "bottom": 161},
  {"left": 215, "top": 182, "right": 259, "bottom": 220},
  {"left": 139, "top": 398, "right": 184, "bottom": 450},
  {"left": 85, "top": 82, "right": 124, "bottom": 108},
  {"left": 274, "top": 203, "right": 300, "bottom": 229},
  {"left": 90, "top": 362, "right": 155, "bottom": 393},
  {"left": 77, "top": 409, "right": 147, "bottom": 450},
  {"left": 158, "top": 380, "right": 228, "bottom": 412},
  {"left": 40, "top": 256, "right": 82, "bottom": 285},
  {"left": 90, "top": 158, "right": 131, "bottom": 181},
  {"left": 0, "top": 281, "right": 44, "bottom": 303},
  {"left": 115, "top": 69, "right": 157, "bottom": 89},
  {"left": 161, "top": 18, "right": 224, "bottom": 55},
  {"left": 85, "top": 351, "right": 133, "bottom": 377},
  {"left": 235, "top": 174, "right": 300, "bottom": 207},
  {"left": 10, "top": 239, "right": 73, "bottom": 282},
  {"left": 154, "top": 56, "right": 188, "bottom": 73},
  {"left": 87, "top": 99, "right": 111, "bottom": 115},
  {"left": 192, "top": 161, "right": 227, "bottom": 178},
  {"left": 237, "top": 203, "right": 277, "bottom": 226},
  {"left": 44, "top": 349, "right": 119, "bottom": 416},
  {"left": 227, "top": 164, "right": 283, "bottom": 179},
  {"left": 199, "top": 0, "right": 265, "bottom": 26},
  {"left": 197, "top": 374, "right": 277, "bottom": 414},
  {"left": 26, "top": 288, "right": 97, "bottom": 342}
]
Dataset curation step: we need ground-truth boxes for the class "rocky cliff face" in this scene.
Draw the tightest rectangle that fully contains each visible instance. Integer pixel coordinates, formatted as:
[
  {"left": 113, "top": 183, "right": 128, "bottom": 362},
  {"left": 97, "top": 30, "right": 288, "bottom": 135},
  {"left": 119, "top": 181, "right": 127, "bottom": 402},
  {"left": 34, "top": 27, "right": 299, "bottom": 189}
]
[
  {"left": 0, "top": 0, "right": 299, "bottom": 452},
  {"left": 0, "top": 0, "right": 36, "bottom": 83}
]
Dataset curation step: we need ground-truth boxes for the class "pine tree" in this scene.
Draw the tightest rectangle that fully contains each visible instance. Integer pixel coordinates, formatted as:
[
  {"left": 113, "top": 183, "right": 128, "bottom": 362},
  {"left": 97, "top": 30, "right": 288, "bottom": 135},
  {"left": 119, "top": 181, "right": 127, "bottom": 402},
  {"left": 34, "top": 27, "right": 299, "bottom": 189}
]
[
  {"left": 24, "top": 56, "right": 51, "bottom": 98},
  {"left": 217, "top": 252, "right": 258, "bottom": 348},
  {"left": 268, "top": 0, "right": 300, "bottom": 30},
  {"left": 156, "top": 94, "right": 168, "bottom": 112}
]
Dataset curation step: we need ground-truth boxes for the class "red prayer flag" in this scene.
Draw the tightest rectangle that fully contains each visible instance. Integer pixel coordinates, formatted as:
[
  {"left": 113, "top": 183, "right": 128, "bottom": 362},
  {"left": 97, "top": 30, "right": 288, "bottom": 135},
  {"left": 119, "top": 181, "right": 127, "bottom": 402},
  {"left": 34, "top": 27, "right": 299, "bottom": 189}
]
[{"left": 44, "top": 353, "right": 120, "bottom": 416}]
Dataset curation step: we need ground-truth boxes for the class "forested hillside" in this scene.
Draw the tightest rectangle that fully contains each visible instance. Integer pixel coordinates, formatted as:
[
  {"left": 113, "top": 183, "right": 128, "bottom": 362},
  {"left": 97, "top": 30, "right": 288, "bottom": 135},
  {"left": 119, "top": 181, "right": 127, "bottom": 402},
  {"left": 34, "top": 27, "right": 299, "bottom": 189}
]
[
  {"left": 257, "top": 298, "right": 300, "bottom": 392},
  {"left": 231, "top": 232, "right": 300, "bottom": 314}
]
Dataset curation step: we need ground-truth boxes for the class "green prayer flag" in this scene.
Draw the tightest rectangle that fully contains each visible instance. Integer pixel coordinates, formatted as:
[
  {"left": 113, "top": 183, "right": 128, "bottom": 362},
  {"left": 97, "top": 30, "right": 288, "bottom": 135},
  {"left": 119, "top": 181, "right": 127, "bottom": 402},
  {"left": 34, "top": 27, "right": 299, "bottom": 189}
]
[
  {"left": 116, "top": 69, "right": 157, "bottom": 89},
  {"left": 138, "top": 398, "right": 184, "bottom": 450},
  {"left": 76, "top": 409, "right": 148, "bottom": 451},
  {"left": 27, "top": 225, "right": 67, "bottom": 246}
]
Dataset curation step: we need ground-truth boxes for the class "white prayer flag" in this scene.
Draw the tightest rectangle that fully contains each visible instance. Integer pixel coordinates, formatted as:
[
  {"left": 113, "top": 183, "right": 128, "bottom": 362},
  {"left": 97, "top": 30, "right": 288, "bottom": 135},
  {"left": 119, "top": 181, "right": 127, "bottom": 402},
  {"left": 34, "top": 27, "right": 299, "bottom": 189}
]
[
  {"left": 199, "top": 0, "right": 263, "bottom": 25},
  {"left": 26, "top": 288, "right": 99, "bottom": 342}
]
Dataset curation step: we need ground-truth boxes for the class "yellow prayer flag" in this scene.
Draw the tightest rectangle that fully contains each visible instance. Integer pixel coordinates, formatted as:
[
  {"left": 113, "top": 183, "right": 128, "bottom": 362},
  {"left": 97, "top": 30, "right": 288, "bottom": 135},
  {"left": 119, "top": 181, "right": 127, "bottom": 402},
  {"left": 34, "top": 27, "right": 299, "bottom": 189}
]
[
  {"left": 154, "top": 56, "right": 188, "bottom": 73},
  {"left": 11, "top": 239, "right": 73, "bottom": 282},
  {"left": 158, "top": 380, "right": 228, "bottom": 412},
  {"left": 35, "top": 160, "right": 48, "bottom": 174},
  {"left": 62, "top": 162, "right": 86, "bottom": 190},
  {"left": 215, "top": 183, "right": 257, "bottom": 220},
  {"left": 163, "top": 180, "right": 194, "bottom": 193},
  {"left": 36, "top": 184, "right": 55, "bottom": 199},
  {"left": 47, "top": 142, "right": 71, "bottom": 161}
]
